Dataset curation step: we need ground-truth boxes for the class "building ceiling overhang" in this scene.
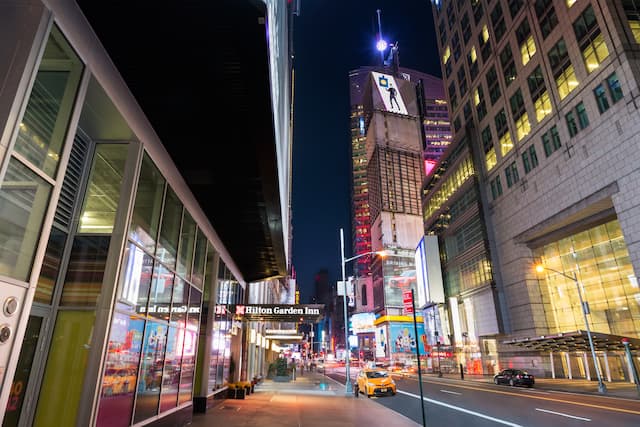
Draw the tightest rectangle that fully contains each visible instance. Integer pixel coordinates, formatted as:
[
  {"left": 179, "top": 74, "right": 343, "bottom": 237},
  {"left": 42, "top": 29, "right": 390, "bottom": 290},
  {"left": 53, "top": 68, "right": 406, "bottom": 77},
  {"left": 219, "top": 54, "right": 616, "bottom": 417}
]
[
  {"left": 76, "top": 0, "right": 289, "bottom": 282},
  {"left": 503, "top": 330, "right": 640, "bottom": 353}
]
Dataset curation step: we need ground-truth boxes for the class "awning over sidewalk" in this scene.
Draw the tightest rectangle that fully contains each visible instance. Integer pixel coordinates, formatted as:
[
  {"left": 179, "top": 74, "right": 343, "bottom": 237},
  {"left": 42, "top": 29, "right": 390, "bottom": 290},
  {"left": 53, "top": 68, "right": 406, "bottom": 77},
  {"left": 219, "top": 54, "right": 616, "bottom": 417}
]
[{"left": 503, "top": 330, "right": 640, "bottom": 352}]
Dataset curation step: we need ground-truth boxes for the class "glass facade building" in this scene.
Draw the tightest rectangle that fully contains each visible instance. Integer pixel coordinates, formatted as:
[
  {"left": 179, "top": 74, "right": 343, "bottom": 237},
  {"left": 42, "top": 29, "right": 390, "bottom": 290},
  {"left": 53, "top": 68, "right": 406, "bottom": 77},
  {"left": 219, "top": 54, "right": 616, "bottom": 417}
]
[
  {"left": 430, "top": 0, "right": 640, "bottom": 382},
  {"left": 0, "top": 1, "right": 292, "bottom": 426}
]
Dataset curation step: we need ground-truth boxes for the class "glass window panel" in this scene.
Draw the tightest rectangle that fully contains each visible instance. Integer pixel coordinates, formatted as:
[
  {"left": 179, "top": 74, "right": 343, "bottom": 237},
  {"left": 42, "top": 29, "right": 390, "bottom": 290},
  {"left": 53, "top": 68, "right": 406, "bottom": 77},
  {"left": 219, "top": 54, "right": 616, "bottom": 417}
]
[
  {"left": 171, "top": 277, "right": 188, "bottom": 328},
  {"left": 60, "top": 235, "right": 110, "bottom": 307},
  {"left": 535, "top": 220, "right": 636, "bottom": 335},
  {"left": 133, "top": 322, "right": 167, "bottom": 423},
  {"left": 157, "top": 188, "right": 182, "bottom": 268},
  {"left": 179, "top": 325, "right": 197, "bottom": 404},
  {"left": 129, "top": 154, "right": 165, "bottom": 254},
  {"left": 188, "top": 288, "right": 202, "bottom": 331},
  {"left": 177, "top": 211, "right": 195, "bottom": 279},
  {"left": 35, "top": 228, "right": 66, "bottom": 304},
  {"left": 14, "top": 26, "right": 83, "bottom": 178},
  {"left": 148, "top": 263, "right": 173, "bottom": 321},
  {"left": 33, "top": 311, "right": 95, "bottom": 427},
  {"left": 607, "top": 73, "right": 624, "bottom": 102},
  {"left": 191, "top": 229, "right": 207, "bottom": 288},
  {"left": 159, "top": 326, "right": 181, "bottom": 413},
  {"left": 0, "top": 157, "right": 52, "bottom": 281},
  {"left": 78, "top": 144, "right": 128, "bottom": 234},
  {"left": 96, "top": 312, "right": 145, "bottom": 427},
  {"left": 117, "top": 242, "right": 153, "bottom": 315}
]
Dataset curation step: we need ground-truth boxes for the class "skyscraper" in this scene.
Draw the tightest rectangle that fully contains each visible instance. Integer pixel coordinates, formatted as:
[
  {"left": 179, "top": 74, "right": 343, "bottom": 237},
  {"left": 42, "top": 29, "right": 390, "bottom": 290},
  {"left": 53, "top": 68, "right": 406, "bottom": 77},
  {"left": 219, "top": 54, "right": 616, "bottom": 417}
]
[
  {"left": 348, "top": 65, "right": 449, "bottom": 367},
  {"left": 429, "top": 0, "right": 640, "bottom": 381}
]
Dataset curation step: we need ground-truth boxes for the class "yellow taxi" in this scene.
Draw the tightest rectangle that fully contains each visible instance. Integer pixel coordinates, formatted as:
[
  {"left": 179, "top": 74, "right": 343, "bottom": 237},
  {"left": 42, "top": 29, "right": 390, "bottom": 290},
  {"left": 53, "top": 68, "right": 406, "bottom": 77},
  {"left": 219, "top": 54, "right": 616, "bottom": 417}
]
[{"left": 356, "top": 368, "right": 396, "bottom": 397}]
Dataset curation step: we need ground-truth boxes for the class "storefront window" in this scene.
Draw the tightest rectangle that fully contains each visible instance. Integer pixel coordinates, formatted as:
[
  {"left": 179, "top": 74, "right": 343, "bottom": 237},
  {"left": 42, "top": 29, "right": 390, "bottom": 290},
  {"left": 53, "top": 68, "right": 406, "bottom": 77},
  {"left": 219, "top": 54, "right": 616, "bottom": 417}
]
[
  {"left": 148, "top": 263, "right": 173, "bottom": 321},
  {"left": 96, "top": 312, "right": 144, "bottom": 427},
  {"left": 171, "top": 277, "right": 188, "bottom": 328},
  {"left": 77, "top": 144, "right": 129, "bottom": 234},
  {"left": 129, "top": 154, "right": 165, "bottom": 253},
  {"left": 159, "top": 326, "right": 181, "bottom": 412},
  {"left": 536, "top": 220, "right": 639, "bottom": 336},
  {"left": 133, "top": 321, "right": 167, "bottom": 423},
  {"left": 13, "top": 26, "right": 83, "bottom": 179},
  {"left": 0, "top": 158, "right": 52, "bottom": 281}
]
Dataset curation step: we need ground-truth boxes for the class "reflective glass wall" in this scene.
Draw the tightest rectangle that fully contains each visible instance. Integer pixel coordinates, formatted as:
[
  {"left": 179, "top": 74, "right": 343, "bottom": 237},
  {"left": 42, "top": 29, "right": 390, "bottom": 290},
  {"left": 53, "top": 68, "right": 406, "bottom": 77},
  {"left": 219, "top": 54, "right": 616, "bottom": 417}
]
[
  {"left": 535, "top": 220, "right": 639, "bottom": 337},
  {"left": 96, "top": 154, "right": 207, "bottom": 426}
]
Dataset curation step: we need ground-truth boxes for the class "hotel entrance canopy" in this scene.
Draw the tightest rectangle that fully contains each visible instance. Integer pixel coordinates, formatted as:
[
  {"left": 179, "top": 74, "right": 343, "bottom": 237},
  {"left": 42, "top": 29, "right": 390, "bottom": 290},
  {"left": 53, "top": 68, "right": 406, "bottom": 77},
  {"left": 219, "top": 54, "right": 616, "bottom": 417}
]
[{"left": 503, "top": 330, "right": 640, "bottom": 352}]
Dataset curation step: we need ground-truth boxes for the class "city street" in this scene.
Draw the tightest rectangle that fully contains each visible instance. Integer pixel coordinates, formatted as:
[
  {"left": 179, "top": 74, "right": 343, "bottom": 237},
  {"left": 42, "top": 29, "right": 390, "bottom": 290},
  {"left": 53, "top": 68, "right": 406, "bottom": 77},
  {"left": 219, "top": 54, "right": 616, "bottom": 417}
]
[{"left": 325, "top": 364, "right": 640, "bottom": 426}]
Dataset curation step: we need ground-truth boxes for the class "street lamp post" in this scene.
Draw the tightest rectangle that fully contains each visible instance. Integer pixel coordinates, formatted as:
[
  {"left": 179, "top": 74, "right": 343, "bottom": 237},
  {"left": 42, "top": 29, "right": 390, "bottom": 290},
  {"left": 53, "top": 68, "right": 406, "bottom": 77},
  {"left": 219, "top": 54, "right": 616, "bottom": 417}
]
[
  {"left": 340, "top": 227, "right": 385, "bottom": 395},
  {"left": 535, "top": 264, "right": 607, "bottom": 394}
]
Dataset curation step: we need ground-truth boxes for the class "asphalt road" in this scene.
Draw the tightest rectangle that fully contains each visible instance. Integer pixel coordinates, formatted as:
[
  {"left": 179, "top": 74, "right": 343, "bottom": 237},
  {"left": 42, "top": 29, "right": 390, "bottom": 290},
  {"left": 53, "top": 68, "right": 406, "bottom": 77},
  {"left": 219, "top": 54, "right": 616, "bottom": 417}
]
[{"left": 324, "top": 365, "right": 640, "bottom": 426}]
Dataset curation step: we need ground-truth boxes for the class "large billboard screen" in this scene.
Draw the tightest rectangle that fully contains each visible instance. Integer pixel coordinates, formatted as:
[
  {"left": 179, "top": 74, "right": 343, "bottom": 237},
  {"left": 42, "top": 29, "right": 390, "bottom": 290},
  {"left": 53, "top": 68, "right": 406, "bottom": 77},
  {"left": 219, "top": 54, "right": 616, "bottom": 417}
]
[
  {"left": 372, "top": 72, "right": 409, "bottom": 115},
  {"left": 382, "top": 253, "right": 417, "bottom": 307},
  {"left": 415, "top": 236, "right": 445, "bottom": 305},
  {"left": 389, "top": 322, "right": 426, "bottom": 355}
]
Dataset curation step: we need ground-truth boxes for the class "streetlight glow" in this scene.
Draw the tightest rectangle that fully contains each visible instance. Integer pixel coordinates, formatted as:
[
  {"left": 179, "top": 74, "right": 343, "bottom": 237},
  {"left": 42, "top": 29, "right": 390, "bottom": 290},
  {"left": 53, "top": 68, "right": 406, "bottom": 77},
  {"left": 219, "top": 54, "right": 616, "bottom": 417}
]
[{"left": 376, "top": 39, "right": 388, "bottom": 52}]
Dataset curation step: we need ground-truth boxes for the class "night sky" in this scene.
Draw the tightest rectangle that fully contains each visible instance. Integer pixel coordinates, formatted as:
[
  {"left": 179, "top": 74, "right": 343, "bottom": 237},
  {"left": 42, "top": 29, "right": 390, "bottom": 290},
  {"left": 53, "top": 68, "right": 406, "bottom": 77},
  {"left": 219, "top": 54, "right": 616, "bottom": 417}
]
[{"left": 292, "top": 1, "right": 442, "bottom": 302}]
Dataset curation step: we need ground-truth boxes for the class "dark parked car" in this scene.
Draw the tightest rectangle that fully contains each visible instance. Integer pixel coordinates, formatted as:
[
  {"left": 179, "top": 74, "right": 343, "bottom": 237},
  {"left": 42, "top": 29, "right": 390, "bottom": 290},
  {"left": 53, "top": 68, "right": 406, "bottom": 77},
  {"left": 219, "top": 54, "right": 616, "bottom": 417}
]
[{"left": 493, "top": 369, "right": 534, "bottom": 387}]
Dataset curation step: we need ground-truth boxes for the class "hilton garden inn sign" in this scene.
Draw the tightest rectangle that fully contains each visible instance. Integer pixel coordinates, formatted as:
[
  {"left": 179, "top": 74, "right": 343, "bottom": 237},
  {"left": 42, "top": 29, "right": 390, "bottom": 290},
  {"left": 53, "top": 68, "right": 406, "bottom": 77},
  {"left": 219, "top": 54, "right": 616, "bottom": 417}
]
[{"left": 214, "top": 304, "right": 324, "bottom": 321}]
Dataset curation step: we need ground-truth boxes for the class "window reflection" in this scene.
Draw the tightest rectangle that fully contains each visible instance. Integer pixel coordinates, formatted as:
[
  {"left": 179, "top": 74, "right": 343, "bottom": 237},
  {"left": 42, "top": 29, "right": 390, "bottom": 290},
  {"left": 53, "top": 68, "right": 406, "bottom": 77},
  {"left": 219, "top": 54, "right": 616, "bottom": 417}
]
[
  {"left": 133, "top": 321, "right": 167, "bottom": 423},
  {"left": 35, "top": 228, "right": 67, "bottom": 304},
  {"left": 60, "top": 235, "right": 110, "bottom": 307},
  {"left": 14, "top": 26, "right": 83, "bottom": 178},
  {"left": 157, "top": 188, "right": 182, "bottom": 268},
  {"left": 78, "top": 144, "right": 129, "bottom": 234},
  {"left": 536, "top": 220, "right": 639, "bottom": 336},
  {"left": 118, "top": 243, "right": 153, "bottom": 314},
  {"left": 148, "top": 264, "right": 173, "bottom": 321},
  {"left": 96, "top": 313, "right": 144, "bottom": 427},
  {"left": 159, "top": 326, "right": 181, "bottom": 412},
  {"left": 177, "top": 212, "right": 195, "bottom": 278},
  {"left": 0, "top": 158, "right": 52, "bottom": 281},
  {"left": 129, "top": 154, "right": 165, "bottom": 253}
]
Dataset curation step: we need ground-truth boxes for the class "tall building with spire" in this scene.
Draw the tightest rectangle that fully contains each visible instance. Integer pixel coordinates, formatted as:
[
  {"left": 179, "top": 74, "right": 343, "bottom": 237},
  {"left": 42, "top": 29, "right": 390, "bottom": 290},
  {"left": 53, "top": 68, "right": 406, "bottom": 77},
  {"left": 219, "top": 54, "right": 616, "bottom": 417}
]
[{"left": 348, "top": 65, "right": 449, "bottom": 367}]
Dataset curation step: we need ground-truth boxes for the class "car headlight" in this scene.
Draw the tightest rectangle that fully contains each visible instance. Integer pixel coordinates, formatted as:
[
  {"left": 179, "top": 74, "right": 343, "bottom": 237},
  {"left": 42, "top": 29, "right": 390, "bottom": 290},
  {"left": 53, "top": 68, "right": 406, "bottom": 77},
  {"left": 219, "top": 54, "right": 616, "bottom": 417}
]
[
  {"left": 390, "top": 380, "right": 395, "bottom": 385},
  {"left": 367, "top": 382, "right": 376, "bottom": 387}
]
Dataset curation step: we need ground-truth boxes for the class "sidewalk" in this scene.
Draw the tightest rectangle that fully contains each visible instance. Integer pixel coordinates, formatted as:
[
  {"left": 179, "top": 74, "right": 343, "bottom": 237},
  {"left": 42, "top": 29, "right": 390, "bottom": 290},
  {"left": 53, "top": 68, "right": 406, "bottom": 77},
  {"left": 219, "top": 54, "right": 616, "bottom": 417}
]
[{"left": 190, "top": 370, "right": 420, "bottom": 427}]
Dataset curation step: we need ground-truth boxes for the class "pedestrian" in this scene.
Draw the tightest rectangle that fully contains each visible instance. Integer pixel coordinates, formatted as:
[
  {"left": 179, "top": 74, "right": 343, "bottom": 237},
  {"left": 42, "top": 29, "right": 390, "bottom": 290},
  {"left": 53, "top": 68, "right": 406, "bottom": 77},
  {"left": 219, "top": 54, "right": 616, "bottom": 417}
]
[{"left": 460, "top": 363, "right": 464, "bottom": 380}]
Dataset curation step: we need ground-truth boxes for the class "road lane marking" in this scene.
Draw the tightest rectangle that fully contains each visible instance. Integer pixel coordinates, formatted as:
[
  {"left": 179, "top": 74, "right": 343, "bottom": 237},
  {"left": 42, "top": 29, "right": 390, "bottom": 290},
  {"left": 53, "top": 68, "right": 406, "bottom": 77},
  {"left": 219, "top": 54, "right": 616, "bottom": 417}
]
[
  {"left": 399, "top": 380, "right": 640, "bottom": 416},
  {"left": 398, "top": 390, "right": 524, "bottom": 427},
  {"left": 440, "top": 389, "right": 462, "bottom": 395},
  {"left": 535, "top": 408, "right": 591, "bottom": 421}
]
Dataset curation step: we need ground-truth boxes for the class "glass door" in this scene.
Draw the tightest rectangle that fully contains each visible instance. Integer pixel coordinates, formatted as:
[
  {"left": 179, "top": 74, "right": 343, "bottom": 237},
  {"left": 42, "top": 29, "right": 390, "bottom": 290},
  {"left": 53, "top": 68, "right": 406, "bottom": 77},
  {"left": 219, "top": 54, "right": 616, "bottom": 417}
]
[{"left": 3, "top": 309, "right": 49, "bottom": 427}]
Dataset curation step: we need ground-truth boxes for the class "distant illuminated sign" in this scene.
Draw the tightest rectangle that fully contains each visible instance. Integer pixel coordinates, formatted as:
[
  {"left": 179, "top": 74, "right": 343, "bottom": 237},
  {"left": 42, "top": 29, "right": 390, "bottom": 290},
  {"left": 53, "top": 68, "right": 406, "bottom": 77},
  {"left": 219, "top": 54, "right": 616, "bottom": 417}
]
[
  {"left": 351, "top": 312, "right": 376, "bottom": 333},
  {"left": 372, "top": 72, "right": 408, "bottom": 115}
]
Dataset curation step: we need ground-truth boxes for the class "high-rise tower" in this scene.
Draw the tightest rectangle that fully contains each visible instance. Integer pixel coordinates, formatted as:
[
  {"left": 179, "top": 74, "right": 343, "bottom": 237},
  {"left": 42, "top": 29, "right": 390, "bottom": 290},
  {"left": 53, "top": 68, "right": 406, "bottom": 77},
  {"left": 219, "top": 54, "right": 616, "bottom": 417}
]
[{"left": 429, "top": 0, "right": 640, "bottom": 381}]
